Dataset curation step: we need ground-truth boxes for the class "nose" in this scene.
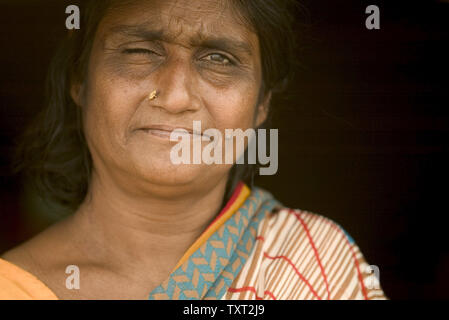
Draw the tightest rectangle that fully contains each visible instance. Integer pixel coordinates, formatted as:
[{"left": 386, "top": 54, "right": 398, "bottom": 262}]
[{"left": 151, "top": 56, "right": 200, "bottom": 114}]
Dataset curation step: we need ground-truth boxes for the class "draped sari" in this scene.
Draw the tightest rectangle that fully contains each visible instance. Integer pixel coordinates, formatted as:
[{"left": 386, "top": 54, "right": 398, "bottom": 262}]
[
  {"left": 0, "top": 182, "right": 388, "bottom": 300},
  {"left": 148, "top": 182, "right": 388, "bottom": 300}
]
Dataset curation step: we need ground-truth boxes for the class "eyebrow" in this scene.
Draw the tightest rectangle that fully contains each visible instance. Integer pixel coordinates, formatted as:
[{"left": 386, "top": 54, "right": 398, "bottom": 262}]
[{"left": 105, "top": 24, "right": 254, "bottom": 57}]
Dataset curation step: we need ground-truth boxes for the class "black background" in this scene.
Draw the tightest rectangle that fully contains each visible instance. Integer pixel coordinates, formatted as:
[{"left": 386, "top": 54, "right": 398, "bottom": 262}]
[{"left": 0, "top": 0, "right": 448, "bottom": 300}]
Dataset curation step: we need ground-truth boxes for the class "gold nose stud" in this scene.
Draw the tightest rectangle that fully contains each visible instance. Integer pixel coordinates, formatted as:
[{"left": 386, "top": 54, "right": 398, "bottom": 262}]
[{"left": 148, "top": 90, "right": 158, "bottom": 101}]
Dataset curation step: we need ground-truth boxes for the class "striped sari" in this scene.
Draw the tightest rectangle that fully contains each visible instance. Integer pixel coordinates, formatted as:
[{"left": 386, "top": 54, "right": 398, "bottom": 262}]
[
  {"left": 149, "top": 182, "right": 388, "bottom": 300},
  {"left": 0, "top": 182, "right": 388, "bottom": 300}
]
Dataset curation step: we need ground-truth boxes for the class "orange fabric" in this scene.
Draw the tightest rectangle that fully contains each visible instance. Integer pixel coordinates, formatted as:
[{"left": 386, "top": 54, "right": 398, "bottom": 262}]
[{"left": 0, "top": 258, "right": 58, "bottom": 300}]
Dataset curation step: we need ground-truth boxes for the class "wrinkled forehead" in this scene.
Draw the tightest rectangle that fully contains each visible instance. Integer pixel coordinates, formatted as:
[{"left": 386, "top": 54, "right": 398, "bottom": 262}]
[{"left": 96, "top": 0, "right": 258, "bottom": 51}]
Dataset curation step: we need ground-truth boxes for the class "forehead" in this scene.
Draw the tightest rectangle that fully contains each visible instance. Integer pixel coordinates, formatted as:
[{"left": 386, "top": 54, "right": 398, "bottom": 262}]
[{"left": 97, "top": 0, "right": 258, "bottom": 52}]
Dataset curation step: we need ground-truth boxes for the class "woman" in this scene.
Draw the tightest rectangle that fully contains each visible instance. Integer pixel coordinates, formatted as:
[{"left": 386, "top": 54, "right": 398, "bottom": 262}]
[{"left": 0, "top": 0, "right": 387, "bottom": 300}]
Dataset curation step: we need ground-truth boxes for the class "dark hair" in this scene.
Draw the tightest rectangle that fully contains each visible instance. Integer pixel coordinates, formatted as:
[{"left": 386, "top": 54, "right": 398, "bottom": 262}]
[{"left": 13, "top": 0, "right": 300, "bottom": 213}]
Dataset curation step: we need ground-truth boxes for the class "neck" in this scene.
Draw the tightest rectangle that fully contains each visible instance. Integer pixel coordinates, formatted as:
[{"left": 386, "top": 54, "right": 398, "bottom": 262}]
[{"left": 66, "top": 171, "right": 230, "bottom": 275}]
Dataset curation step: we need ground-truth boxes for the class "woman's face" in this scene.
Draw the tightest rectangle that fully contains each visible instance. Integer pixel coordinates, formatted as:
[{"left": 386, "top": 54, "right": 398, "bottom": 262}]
[{"left": 73, "top": 0, "right": 268, "bottom": 190}]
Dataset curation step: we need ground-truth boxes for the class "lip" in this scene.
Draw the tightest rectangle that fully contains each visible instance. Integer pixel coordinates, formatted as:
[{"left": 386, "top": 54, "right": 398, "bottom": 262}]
[
  {"left": 137, "top": 124, "right": 211, "bottom": 140},
  {"left": 139, "top": 124, "right": 194, "bottom": 134}
]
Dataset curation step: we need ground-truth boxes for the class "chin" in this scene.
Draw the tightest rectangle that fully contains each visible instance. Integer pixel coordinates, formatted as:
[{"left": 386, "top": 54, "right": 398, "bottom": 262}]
[{"left": 132, "top": 154, "right": 208, "bottom": 186}]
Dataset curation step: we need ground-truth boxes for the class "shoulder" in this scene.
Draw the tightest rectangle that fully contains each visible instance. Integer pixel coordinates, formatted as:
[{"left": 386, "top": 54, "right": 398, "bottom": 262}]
[
  {"left": 0, "top": 256, "right": 58, "bottom": 300},
  {"left": 0, "top": 219, "right": 76, "bottom": 300},
  {"left": 257, "top": 207, "right": 357, "bottom": 253},
  {"left": 254, "top": 207, "right": 388, "bottom": 300}
]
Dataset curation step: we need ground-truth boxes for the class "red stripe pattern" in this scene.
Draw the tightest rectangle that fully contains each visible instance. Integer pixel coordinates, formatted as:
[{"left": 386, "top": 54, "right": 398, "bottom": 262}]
[{"left": 224, "top": 208, "right": 388, "bottom": 300}]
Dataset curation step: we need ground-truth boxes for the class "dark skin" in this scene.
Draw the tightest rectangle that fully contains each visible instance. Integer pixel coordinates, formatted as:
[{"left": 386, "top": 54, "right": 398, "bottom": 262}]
[{"left": 1, "top": 0, "right": 271, "bottom": 299}]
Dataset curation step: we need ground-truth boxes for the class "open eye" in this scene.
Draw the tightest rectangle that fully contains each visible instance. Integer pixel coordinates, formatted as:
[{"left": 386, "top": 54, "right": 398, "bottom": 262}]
[{"left": 203, "top": 53, "right": 234, "bottom": 66}]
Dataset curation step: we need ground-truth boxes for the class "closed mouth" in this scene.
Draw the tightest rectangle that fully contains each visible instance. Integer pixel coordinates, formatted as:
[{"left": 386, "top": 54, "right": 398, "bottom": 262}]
[{"left": 138, "top": 125, "right": 211, "bottom": 140}]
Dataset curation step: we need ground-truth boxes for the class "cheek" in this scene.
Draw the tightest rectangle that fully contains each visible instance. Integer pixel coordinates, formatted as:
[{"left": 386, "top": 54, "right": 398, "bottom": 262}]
[
  {"left": 83, "top": 65, "right": 145, "bottom": 150},
  {"left": 201, "top": 81, "right": 260, "bottom": 130}
]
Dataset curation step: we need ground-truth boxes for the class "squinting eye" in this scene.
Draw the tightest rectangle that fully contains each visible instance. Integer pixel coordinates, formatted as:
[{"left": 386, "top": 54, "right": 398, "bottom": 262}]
[
  {"left": 123, "top": 48, "right": 157, "bottom": 55},
  {"left": 204, "top": 53, "right": 233, "bottom": 66}
]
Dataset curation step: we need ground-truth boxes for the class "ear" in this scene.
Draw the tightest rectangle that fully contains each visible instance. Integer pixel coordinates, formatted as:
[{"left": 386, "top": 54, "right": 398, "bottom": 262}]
[
  {"left": 70, "top": 79, "right": 85, "bottom": 107},
  {"left": 255, "top": 90, "right": 272, "bottom": 128}
]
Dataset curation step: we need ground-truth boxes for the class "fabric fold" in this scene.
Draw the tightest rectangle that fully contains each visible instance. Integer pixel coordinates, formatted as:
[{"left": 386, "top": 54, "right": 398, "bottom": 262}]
[{"left": 148, "top": 185, "right": 283, "bottom": 300}]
